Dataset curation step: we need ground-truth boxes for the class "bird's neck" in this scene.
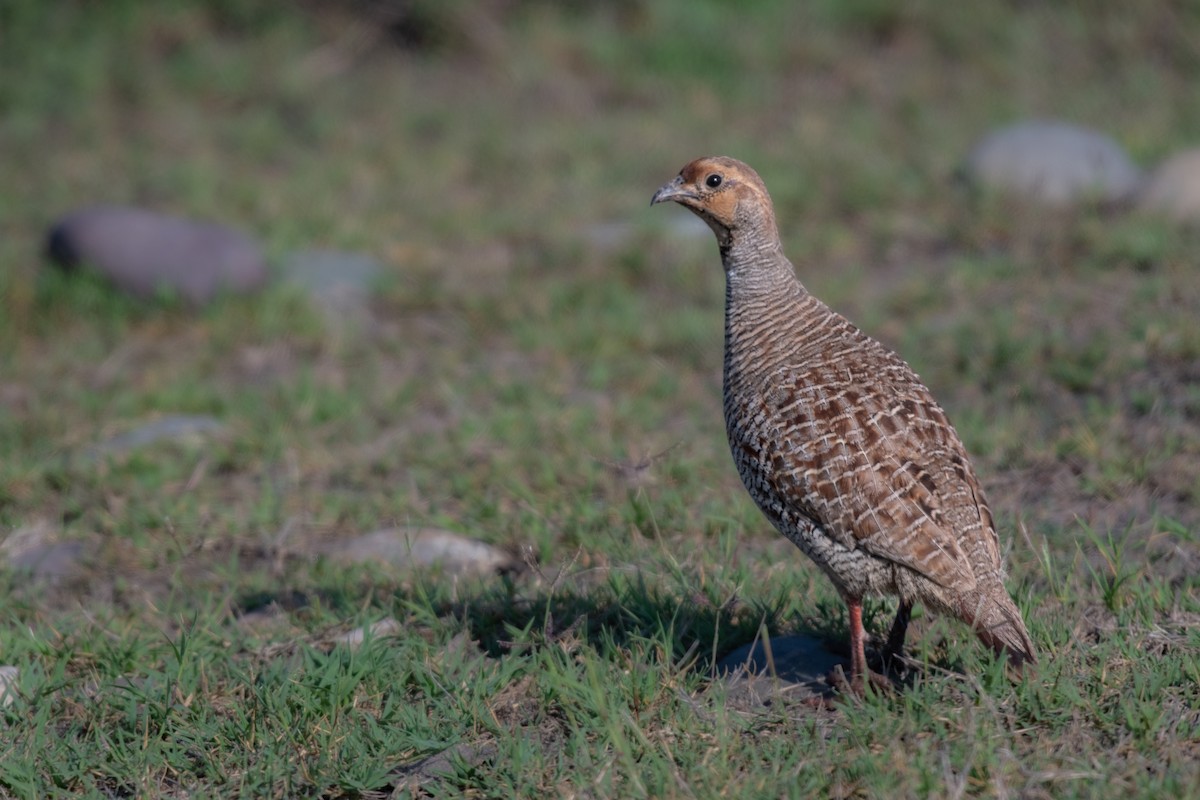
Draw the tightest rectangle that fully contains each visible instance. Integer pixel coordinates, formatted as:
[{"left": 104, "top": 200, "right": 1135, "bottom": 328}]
[
  {"left": 720, "top": 231, "right": 803, "bottom": 305},
  {"left": 721, "top": 234, "right": 832, "bottom": 378}
]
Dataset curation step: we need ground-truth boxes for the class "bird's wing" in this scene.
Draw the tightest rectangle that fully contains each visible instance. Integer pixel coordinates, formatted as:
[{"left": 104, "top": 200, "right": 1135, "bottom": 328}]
[{"left": 757, "top": 360, "right": 996, "bottom": 592}]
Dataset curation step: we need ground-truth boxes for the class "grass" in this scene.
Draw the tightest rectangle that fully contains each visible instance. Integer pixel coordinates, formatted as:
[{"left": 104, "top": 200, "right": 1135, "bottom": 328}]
[{"left": 2, "top": 0, "right": 1200, "bottom": 797}]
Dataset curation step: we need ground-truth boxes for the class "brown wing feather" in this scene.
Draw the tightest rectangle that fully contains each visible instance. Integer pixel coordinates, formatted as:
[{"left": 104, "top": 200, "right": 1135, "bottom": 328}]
[{"left": 755, "top": 358, "right": 993, "bottom": 593}]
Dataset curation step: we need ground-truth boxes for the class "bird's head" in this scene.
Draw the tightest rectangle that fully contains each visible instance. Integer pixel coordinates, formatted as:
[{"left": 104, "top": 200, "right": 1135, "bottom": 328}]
[{"left": 650, "top": 156, "right": 778, "bottom": 251}]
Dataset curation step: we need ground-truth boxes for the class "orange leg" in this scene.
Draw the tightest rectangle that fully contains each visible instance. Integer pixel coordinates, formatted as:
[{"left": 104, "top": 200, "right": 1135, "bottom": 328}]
[
  {"left": 847, "top": 599, "right": 868, "bottom": 695},
  {"left": 829, "top": 598, "right": 893, "bottom": 696}
]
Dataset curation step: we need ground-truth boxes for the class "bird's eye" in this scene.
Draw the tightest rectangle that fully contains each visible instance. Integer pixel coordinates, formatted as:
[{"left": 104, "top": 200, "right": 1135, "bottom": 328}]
[{"left": 705, "top": 174, "right": 722, "bottom": 188}]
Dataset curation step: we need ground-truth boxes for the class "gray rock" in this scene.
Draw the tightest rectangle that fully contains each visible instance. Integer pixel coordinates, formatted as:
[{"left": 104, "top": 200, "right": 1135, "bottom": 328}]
[
  {"left": 390, "top": 739, "right": 499, "bottom": 789},
  {"left": 333, "top": 618, "right": 402, "bottom": 649},
  {"left": 0, "top": 666, "right": 17, "bottom": 708},
  {"left": 46, "top": 205, "right": 268, "bottom": 305},
  {"left": 325, "top": 527, "right": 515, "bottom": 576},
  {"left": 1, "top": 521, "right": 87, "bottom": 583},
  {"left": 1137, "top": 148, "right": 1200, "bottom": 222},
  {"left": 279, "top": 249, "right": 380, "bottom": 321},
  {"left": 964, "top": 120, "right": 1142, "bottom": 206},
  {"left": 89, "top": 414, "right": 224, "bottom": 457},
  {"left": 718, "top": 634, "right": 841, "bottom": 708},
  {"left": 280, "top": 249, "right": 381, "bottom": 296},
  {"left": 9, "top": 541, "right": 87, "bottom": 581}
]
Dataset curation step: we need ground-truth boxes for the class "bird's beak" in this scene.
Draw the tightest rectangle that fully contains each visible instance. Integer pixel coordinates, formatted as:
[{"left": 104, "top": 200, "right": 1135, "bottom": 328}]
[{"left": 650, "top": 175, "right": 695, "bottom": 206}]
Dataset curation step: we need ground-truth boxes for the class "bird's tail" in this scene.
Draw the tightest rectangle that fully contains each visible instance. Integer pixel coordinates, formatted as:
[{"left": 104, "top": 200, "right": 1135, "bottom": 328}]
[{"left": 959, "top": 589, "right": 1037, "bottom": 669}]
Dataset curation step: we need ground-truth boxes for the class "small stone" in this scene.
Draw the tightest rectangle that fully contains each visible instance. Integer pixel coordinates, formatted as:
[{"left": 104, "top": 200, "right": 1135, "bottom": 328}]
[
  {"left": 89, "top": 414, "right": 224, "bottom": 457},
  {"left": 325, "top": 528, "right": 515, "bottom": 576},
  {"left": 279, "top": 249, "right": 381, "bottom": 321},
  {"left": 1137, "top": 148, "right": 1200, "bottom": 223},
  {"left": 718, "top": 633, "right": 841, "bottom": 683},
  {"left": 9, "top": 541, "right": 87, "bottom": 581},
  {"left": 280, "top": 249, "right": 381, "bottom": 296},
  {"left": 718, "top": 634, "right": 842, "bottom": 708},
  {"left": 391, "top": 739, "right": 500, "bottom": 790},
  {"left": 0, "top": 666, "right": 18, "bottom": 708},
  {"left": 1, "top": 521, "right": 87, "bottom": 583},
  {"left": 333, "top": 618, "right": 403, "bottom": 649},
  {"left": 963, "top": 120, "right": 1142, "bottom": 206},
  {"left": 46, "top": 205, "right": 268, "bottom": 305}
]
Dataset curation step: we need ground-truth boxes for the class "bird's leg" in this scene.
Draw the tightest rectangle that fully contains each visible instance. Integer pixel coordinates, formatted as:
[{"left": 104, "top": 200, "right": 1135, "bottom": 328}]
[
  {"left": 847, "top": 599, "right": 869, "bottom": 694},
  {"left": 882, "top": 600, "right": 913, "bottom": 668},
  {"left": 828, "top": 598, "right": 894, "bottom": 697}
]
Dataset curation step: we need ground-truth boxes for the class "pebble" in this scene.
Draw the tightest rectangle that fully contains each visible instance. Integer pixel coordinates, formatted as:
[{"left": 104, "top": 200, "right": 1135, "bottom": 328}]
[
  {"left": 280, "top": 248, "right": 381, "bottom": 298},
  {"left": 1137, "top": 148, "right": 1200, "bottom": 223},
  {"left": 46, "top": 205, "right": 268, "bottom": 305},
  {"left": 963, "top": 120, "right": 1142, "bottom": 206},
  {"left": 717, "top": 634, "right": 841, "bottom": 708},
  {"left": 1, "top": 521, "right": 87, "bottom": 583},
  {"left": 87, "top": 414, "right": 224, "bottom": 457},
  {"left": 333, "top": 618, "right": 403, "bottom": 649},
  {"left": 391, "top": 739, "right": 499, "bottom": 788},
  {"left": 278, "top": 249, "right": 381, "bottom": 322},
  {"left": 325, "top": 527, "right": 515, "bottom": 576}
]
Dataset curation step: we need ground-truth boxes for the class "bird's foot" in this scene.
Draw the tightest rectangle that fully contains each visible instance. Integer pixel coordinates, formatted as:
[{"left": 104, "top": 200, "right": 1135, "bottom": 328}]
[{"left": 826, "top": 664, "right": 895, "bottom": 698}]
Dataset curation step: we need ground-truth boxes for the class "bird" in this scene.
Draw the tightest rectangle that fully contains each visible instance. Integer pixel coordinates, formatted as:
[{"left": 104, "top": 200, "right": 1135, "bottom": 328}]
[{"left": 651, "top": 156, "right": 1036, "bottom": 694}]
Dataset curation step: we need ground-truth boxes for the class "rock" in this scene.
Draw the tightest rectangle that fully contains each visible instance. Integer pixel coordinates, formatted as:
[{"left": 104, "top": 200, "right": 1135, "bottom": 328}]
[
  {"left": 8, "top": 541, "right": 87, "bottom": 582},
  {"left": 279, "top": 249, "right": 381, "bottom": 297},
  {"left": 963, "top": 120, "right": 1142, "bottom": 206},
  {"left": 717, "top": 634, "right": 841, "bottom": 708},
  {"left": 1137, "top": 148, "right": 1200, "bottom": 222},
  {"left": 279, "top": 249, "right": 380, "bottom": 320},
  {"left": 325, "top": 528, "right": 515, "bottom": 576},
  {"left": 0, "top": 666, "right": 17, "bottom": 708},
  {"left": 333, "top": 618, "right": 403, "bottom": 649},
  {"left": 1, "top": 521, "right": 87, "bottom": 583},
  {"left": 88, "top": 414, "right": 224, "bottom": 457},
  {"left": 46, "top": 205, "right": 268, "bottom": 305},
  {"left": 390, "top": 739, "right": 499, "bottom": 789}
]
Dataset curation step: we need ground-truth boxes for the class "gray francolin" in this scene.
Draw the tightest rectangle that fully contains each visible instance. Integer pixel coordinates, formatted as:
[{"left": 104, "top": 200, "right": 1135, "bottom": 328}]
[{"left": 651, "top": 156, "right": 1036, "bottom": 694}]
